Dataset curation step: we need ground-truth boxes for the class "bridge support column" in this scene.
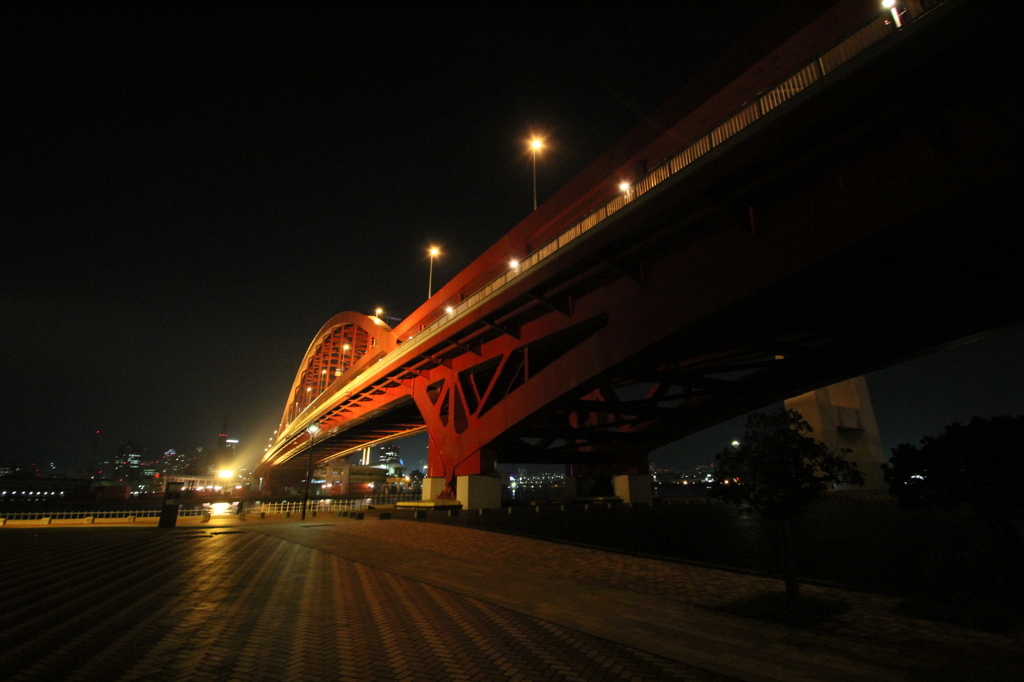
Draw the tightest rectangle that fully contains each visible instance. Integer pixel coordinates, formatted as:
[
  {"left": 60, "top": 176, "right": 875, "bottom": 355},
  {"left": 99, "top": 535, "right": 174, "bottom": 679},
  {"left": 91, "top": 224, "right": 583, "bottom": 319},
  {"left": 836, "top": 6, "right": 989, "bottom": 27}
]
[
  {"left": 784, "top": 376, "right": 886, "bottom": 490},
  {"left": 422, "top": 477, "right": 447, "bottom": 500},
  {"left": 612, "top": 475, "right": 652, "bottom": 504},
  {"left": 456, "top": 475, "right": 501, "bottom": 511}
]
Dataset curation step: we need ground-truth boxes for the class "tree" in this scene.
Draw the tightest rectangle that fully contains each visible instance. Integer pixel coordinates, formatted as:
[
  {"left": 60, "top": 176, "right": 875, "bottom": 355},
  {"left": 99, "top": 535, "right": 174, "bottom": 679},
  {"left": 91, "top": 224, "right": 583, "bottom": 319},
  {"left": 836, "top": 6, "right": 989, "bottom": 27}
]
[
  {"left": 712, "top": 409, "right": 865, "bottom": 602},
  {"left": 884, "top": 416, "right": 1024, "bottom": 562}
]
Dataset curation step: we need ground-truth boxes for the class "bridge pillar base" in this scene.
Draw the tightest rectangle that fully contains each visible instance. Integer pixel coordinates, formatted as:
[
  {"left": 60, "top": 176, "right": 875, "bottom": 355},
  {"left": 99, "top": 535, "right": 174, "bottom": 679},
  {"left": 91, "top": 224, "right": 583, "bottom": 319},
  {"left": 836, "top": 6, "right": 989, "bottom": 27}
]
[
  {"left": 612, "top": 475, "right": 652, "bottom": 505},
  {"left": 784, "top": 376, "right": 886, "bottom": 490},
  {"left": 422, "top": 477, "right": 447, "bottom": 500},
  {"left": 456, "top": 475, "right": 501, "bottom": 511}
]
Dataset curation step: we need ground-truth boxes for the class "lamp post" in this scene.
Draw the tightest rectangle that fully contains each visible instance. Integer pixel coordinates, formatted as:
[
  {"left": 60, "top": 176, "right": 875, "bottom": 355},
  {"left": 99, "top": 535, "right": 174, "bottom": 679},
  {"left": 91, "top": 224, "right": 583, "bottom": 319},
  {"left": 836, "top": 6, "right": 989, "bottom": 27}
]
[
  {"left": 530, "top": 138, "right": 543, "bottom": 210},
  {"left": 427, "top": 246, "right": 440, "bottom": 298},
  {"left": 341, "top": 343, "right": 350, "bottom": 374},
  {"left": 301, "top": 423, "right": 321, "bottom": 520}
]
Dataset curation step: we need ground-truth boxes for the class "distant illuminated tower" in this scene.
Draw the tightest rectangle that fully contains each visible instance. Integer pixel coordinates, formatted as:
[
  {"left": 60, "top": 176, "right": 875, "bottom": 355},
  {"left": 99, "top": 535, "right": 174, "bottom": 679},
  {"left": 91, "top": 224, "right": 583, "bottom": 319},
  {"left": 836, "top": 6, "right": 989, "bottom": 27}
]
[{"left": 379, "top": 445, "right": 404, "bottom": 476}]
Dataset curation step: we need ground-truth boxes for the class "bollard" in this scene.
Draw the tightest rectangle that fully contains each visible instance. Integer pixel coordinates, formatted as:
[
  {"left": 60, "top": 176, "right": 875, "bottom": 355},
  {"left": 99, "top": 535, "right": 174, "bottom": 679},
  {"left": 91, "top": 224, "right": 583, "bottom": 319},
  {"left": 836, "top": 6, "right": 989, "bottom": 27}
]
[
  {"left": 311, "top": 511, "right": 317, "bottom": 518},
  {"left": 413, "top": 510, "right": 426, "bottom": 519},
  {"left": 478, "top": 508, "right": 489, "bottom": 516},
  {"left": 201, "top": 512, "right": 211, "bottom": 523},
  {"left": 0, "top": 518, "right": 6, "bottom": 526},
  {"left": 447, "top": 509, "right": 460, "bottom": 518},
  {"left": 559, "top": 504, "right": 567, "bottom": 512},
  {"left": 260, "top": 512, "right": 266, "bottom": 518},
  {"left": 336, "top": 511, "right": 345, "bottom": 517},
  {"left": 128, "top": 516, "right": 137, "bottom": 523},
  {"left": 353, "top": 512, "right": 364, "bottom": 520},
  {"left": 284, "top": 511, "right": 291, "bottom": 518},
  {"left": 507, "top": 507, "right": 514, "bottom": 515},
  {"left": 583, "top": 504, "right": 590, "bottom": 511},
  {"left": 534, "top": 506, "right": 542, "bottom": 513},
  {"left": 379, "top": 512, "right": 391, "bottom": 520}
]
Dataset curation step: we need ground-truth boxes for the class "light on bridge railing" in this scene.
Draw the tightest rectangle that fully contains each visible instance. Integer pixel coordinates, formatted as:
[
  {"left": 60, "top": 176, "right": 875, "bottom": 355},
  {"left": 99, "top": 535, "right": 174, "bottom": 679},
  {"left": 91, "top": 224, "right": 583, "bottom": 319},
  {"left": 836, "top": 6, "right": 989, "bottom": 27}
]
[
  {"left": 509, "top": 259, "right": 519, "bottom": 269},
  {"left": 619, "top": 181, "right": 631, "bottom": 193},
  {"left": 445, "top": 306, "right": 454, "bottom": 314}
]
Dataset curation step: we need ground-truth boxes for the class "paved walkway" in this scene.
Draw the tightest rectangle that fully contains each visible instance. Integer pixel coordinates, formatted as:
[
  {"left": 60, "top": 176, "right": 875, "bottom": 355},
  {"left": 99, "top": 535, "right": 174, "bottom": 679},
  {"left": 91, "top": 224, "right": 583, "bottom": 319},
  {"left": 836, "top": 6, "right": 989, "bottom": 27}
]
[{"left": 0, "top": 515, "right": 1020, "bottom": 681}]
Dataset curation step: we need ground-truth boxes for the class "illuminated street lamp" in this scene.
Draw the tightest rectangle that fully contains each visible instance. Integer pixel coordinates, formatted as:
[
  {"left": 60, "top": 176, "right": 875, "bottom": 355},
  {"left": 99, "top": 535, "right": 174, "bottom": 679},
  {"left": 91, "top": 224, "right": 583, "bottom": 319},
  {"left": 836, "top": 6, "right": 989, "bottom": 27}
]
[
  {"left": 530, "top": 137, "right": 544, "bottom": 210},
  {"left": 427, "top": 246, "right": 440, "bottom": 298},
  {"left": 375, "top": 307, "right": 383, "bottom": 318},
  {"left": 342, "top": 343, "right": 350, "bottom": 373},
  {"left": 301, "top": 423, "right": 321, "bottom": 520},
  {"left": 881, "top": 0, "right": 902, "bottom": 27}
]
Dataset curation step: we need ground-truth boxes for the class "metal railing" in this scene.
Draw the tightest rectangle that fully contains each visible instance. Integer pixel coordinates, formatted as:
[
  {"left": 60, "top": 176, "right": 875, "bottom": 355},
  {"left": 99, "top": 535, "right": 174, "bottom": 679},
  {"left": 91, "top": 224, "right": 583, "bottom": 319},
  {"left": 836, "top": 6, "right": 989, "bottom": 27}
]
[
  {"left": 244, "top": 494, "right": 420, "bottom": 516},
  {"left": 0, "top": 494, "right": 423, "bottom": 522},
  {"left": 0, "top": 509, "right": 207, "bottom": 521}
]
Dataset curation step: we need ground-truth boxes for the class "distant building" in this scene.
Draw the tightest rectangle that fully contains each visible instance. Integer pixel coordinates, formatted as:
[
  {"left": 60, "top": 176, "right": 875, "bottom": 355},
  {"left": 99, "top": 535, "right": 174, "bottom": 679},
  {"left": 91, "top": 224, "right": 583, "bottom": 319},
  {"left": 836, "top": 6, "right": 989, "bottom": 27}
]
[
  {"left": 378, "top": 444, "right": 404, "bottom": 476},
  {"left": 207, "top": 428, "right": 239, "bottom": 476},
  {"left": 113, "top": 441, "right": 146, "bottom": 481}
]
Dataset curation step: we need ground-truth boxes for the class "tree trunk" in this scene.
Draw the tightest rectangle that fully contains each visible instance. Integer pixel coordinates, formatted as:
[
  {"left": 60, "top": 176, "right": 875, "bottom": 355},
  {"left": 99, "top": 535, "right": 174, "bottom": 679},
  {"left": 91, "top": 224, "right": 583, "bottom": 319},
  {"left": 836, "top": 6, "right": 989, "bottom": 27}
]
[{"left": 780, "top": 518, "right": 800, "bottom": 603}]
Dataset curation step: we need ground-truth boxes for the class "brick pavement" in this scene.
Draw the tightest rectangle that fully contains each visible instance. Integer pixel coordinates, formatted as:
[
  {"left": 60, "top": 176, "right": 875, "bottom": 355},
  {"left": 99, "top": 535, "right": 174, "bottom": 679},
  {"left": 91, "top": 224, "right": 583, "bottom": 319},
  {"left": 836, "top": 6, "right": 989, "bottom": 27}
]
[
  {"left": 0, "top": 526, "right": 733, "bottom": 682},
  {"left": 246, "top": 515, "right": 1024, "bottom": 681},
  {"left": 312, "top": 513, "right": 1023, "bottom": 659},
  {"left": 2, "top": 515, "right": 1022, "bottom": 681}
]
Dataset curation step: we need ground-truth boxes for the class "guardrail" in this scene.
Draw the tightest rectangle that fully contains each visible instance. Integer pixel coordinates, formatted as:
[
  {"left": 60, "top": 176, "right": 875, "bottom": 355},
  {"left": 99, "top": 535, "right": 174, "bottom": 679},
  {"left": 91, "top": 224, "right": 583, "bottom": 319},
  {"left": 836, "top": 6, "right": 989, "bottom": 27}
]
[
  {"left": 0, "top": 494, "right": 423, "bottom": 523},
  {"left": 0, "top": 509, "right": 209, "bottom": 523},
  {"left": 247, "top": 494, "right": 420, "bottom": 516}
]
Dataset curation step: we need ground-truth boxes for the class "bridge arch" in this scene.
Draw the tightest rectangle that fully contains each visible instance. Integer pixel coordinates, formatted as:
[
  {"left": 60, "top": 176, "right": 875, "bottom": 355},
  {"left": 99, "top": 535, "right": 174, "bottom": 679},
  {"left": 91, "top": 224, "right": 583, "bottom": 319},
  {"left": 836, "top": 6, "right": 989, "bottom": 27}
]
[{"left": 276, "top": 311, "right": 399, "bottom": 436}]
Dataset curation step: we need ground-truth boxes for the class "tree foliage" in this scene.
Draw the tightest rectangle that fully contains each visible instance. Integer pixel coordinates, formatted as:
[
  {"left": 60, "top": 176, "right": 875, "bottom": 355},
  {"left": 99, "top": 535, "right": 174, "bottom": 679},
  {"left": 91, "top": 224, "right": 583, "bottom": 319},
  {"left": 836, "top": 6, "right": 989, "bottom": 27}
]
[
  {"left": 711, "top": 409, "right": 864, "bottom": 602},
  {"left": 711, "top": 409, "right": 865, "bottom": 519},
  {"left": 884, "top": 416, "right": 1024, "bottom": 560}
]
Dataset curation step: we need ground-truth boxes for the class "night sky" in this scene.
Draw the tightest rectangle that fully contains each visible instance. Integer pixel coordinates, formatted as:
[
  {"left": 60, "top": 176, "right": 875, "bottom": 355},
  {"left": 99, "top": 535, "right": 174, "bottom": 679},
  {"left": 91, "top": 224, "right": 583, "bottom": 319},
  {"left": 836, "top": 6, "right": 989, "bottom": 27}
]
[{"left": 4, "top": 3, "right": 1024, "bottom": 475}]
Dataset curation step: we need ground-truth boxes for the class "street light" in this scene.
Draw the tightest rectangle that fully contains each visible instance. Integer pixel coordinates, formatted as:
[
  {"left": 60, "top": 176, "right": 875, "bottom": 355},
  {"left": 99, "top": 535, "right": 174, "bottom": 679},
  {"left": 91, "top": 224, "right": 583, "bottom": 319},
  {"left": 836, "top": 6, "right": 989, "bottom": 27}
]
[
  {"left": 301, "top": 423, "right": 321, "bottom": 520},
  {"left": 530, "top": 137, "right": 544, "bottom": 210},
  {"left": 342, "top": 343, "right": 350, "bottom": 373},
  {"left": 428, "top": 246, "right": 440, "bottom": 298}
]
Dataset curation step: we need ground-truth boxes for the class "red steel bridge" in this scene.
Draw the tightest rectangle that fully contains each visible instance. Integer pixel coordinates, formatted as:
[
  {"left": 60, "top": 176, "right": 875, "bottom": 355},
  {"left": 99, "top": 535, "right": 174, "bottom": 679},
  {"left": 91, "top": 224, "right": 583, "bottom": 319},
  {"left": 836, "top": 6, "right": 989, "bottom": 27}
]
[{"left": 258, "top": 0, "right": 1024, "bottom": 505}]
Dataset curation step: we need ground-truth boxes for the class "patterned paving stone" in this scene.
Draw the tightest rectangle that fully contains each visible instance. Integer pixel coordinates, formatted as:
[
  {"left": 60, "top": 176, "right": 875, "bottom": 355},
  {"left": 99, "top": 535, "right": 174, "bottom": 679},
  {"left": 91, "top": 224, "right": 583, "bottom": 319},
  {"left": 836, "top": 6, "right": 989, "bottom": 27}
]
[{"left": 0, "top": 528, "right": 732, "bottom": 682}]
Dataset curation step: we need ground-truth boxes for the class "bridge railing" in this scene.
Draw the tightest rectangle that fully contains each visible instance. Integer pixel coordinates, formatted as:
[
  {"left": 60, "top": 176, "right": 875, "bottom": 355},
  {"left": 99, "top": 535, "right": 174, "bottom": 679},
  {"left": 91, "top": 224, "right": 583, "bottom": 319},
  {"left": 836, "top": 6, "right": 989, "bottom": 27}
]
[{"left": 400, "top": 13, "right": 895, "bottom": 346}]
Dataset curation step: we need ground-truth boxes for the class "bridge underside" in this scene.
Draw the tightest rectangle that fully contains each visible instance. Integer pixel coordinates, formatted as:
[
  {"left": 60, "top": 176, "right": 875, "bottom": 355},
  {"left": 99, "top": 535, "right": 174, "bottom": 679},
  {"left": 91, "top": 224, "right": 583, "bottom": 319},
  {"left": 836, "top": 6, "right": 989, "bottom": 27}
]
[
  {"left": 262, "top": 1, "right": 1024, "bottom": 498},
  {"left": 408, "top": 3, "right": 1024, "bottom": 490}
]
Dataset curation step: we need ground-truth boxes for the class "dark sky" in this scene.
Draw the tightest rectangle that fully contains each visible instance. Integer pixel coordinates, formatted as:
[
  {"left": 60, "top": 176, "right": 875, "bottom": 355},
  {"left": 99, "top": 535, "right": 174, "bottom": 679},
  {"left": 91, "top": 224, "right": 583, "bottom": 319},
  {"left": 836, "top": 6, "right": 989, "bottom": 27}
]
[{"left": 4, "top": 3, "right": 1024, "bottom": 474}]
